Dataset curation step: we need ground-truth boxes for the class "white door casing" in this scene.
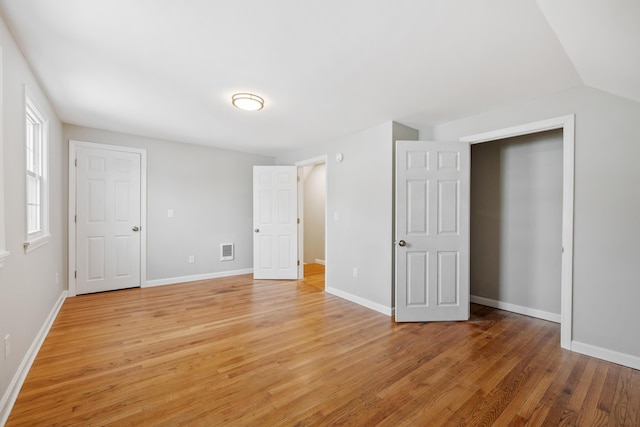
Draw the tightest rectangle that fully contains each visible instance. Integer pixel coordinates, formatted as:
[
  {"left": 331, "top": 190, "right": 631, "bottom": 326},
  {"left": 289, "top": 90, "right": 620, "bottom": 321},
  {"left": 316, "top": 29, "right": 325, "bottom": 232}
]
[
  {"left": 70, "top": 142, "right": 145, "bottom": 295},
  {"left": 253, "top": 166, "right": 298, "bottom": 280},
  {"left": 395, "top": 141, "right": 470, "bottom": 322},
  {"left": 297, "top": 165, "right": 304, "bottom": 279},
  {"left": 460, "top": 114, "right": 574, "bottom": 349}
]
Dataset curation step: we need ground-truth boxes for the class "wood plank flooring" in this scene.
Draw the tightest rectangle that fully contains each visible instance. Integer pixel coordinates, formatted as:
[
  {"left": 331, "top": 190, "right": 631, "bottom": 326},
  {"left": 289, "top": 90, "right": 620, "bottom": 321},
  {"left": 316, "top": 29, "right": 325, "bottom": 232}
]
[{"left": 7, "top": 264, "right": 639, "bottom": 426}]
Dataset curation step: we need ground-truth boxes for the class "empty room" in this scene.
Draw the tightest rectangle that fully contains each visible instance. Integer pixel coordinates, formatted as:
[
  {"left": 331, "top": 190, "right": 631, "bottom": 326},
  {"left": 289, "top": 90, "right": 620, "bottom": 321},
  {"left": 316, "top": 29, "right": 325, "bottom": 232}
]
[{"left": 0, "top": 1, "right": 639, "bottom": 425}]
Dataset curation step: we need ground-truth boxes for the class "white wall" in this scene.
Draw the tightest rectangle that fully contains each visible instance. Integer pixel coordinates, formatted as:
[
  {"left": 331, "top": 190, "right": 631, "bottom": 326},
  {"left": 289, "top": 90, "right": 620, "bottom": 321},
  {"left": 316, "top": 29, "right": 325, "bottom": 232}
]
[
  {"left": 303, "top": 164, "right": 325, "bottom": 264},
  {"left": 470, "top": 130, "right": 563, "bottom": 316},
  {"left": 0, "top": 47, "right": 7, "bottom": 267},
  {"left": 64, "top": 125, "right": 274, "bottom": 283},
  {"left": 428, "top": 86, "right": 640, "bottom": 362},
  {"left": 0, "top": 16, "right": 66, "bottom": 421},
  {"left": 278, "top": 121, "right": 418, "bottom": 314},
  {"left": 278, "top": 122, "right": 394, "bottom": 313}
]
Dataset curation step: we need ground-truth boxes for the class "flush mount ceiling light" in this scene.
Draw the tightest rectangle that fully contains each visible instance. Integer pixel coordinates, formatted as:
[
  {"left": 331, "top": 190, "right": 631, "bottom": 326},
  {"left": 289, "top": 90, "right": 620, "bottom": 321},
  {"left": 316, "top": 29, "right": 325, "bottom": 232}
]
[{"left": 232, "top": 93, "right": 265, "bottom": 111}]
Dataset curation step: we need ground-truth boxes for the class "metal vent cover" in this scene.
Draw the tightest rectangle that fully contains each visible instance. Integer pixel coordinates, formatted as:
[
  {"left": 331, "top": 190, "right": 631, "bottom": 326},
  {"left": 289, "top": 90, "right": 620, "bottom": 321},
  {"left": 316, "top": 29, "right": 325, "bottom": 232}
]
[{"left": 220, "top": 243, "right": 234, "bottom": 261}]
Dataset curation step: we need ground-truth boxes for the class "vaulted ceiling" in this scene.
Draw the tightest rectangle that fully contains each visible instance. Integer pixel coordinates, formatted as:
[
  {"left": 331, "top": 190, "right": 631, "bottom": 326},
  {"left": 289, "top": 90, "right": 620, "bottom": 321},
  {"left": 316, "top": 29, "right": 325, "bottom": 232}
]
[{"left": 0, "top": 0, "right": 637, "bottom": 155}]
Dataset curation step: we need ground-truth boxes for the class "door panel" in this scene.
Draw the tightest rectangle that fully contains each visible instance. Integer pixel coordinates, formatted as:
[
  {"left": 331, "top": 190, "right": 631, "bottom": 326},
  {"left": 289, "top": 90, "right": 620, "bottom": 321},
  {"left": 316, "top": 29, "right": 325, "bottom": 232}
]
[
  {"left": 437, "top": 251, "right": 459, "bottom": 305},
  {"left": 407, "top": 251, "right": 428, "bottom": 306},
  {"left": 408, "top": 180, "right": 428, "bottom": 233},
  {"left": 438, "top": 180, "right": 459, "bottom": 234},
  {"left": 253, "top": 166, "right": 298, "bottom": 279},
  {"left": 76, "top": 146, "right": 141, "bottom": 294},
  {"left": 396, "top": 141, "right": 470, "bottom": 321}
]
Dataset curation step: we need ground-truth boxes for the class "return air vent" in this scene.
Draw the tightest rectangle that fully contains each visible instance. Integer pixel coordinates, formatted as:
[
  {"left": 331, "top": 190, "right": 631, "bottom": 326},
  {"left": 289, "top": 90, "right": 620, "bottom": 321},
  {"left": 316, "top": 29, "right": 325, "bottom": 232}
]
[{"left": 220, "top": 243, "right": 234, "bottom": 261}]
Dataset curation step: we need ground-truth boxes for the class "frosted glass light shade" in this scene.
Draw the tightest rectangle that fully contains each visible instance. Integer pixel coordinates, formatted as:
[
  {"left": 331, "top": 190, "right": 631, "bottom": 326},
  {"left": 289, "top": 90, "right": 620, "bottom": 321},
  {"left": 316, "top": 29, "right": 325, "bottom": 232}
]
[{"left": 232, "top": 93, "right": 264, "bottom": 111}]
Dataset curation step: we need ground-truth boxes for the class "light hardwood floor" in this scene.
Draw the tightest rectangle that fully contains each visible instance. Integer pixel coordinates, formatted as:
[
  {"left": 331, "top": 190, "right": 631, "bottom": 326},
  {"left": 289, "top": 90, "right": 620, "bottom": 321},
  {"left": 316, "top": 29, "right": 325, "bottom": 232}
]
[{"left": 7, "top": 264, "right": 639, "bottom": 426}]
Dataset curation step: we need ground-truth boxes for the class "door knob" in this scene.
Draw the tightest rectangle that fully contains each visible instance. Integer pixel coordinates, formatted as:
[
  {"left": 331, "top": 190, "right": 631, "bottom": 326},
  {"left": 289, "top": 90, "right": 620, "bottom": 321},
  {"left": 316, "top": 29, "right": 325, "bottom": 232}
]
[
  {"left": 254, "top": 228, "right": 260, "bottom": 233},
  {"left": 398, "top": 240, "right": 407, "bottom": 247},
  {"left": 132, "top": 226, "right": 140, "bottom": 232}
]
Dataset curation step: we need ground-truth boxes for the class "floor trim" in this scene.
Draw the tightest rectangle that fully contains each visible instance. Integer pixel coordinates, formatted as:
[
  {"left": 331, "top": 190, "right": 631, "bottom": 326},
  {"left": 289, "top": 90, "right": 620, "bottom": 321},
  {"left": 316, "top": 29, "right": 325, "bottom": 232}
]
[
  {"left": 571, "top": 340, "right": 640, "bottom": 370},
  {"left": 471, "top": 295, "right": 561, "bottom": 323},
  {"left": 144, "top": 269, "right": 253, "bottom": 288},
  {"left": 325, "top": 286, "right": 392, "bottom": 316}
]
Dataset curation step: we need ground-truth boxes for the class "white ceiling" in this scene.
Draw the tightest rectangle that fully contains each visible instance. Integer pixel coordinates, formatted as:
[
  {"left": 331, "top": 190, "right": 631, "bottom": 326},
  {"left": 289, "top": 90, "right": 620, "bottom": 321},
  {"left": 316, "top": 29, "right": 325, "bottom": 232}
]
[
  {"left": 538, "top": 0, "right": 640, "bottom": 103},
  {"left": 0, "top": 0, "right": 637, "bottom": 155}
]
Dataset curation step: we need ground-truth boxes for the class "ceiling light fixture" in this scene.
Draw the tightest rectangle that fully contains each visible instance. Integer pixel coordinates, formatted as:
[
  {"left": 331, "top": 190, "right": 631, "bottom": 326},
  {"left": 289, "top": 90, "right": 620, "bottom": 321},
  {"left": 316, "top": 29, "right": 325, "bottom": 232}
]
[{"left": 232, "top": 93, "right": 265, "bottom": 111}]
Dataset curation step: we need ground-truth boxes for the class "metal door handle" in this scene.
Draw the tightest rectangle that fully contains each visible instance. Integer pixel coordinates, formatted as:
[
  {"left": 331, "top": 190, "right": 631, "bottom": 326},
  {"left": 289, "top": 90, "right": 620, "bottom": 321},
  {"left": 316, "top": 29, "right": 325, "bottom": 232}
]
[
  {"left": 398, "top": 240, "right": 406, "bottom": 247},
  {"left": 132, "top": 226, "right": 140, "bottom": 232},
  {"left": 254, "top": 228, "right": 260, "bottom": 233}
]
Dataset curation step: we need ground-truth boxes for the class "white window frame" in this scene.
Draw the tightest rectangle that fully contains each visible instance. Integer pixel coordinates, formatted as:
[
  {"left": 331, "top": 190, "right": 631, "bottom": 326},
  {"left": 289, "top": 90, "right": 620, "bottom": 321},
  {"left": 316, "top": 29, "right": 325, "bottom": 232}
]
[{"left": 23, "top": 87, "right": 50, "bottom": 253}]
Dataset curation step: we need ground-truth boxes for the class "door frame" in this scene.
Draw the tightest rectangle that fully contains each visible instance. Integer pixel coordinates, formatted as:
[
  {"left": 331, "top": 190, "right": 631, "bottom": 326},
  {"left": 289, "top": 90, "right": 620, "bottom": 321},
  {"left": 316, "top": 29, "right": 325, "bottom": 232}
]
[
  {"left": 460, "top": 114, "right": 575, "bottom": 350},
  {"left": 295, "top": 155, "right": 328, "bottom": 280},
  {"left": 68, "top": 140, "right": 147, "bottom": 296}
]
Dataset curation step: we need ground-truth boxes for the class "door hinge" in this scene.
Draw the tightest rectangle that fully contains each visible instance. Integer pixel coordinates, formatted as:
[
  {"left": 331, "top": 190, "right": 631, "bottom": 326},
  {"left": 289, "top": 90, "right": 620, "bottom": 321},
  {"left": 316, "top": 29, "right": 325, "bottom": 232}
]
[
  {"left": 74, "top": 215, "right": 77, "bottom": 223},
  {"left": 297, "top": 218, "right": 300, "bottom": 224},
  {"left": 75, "top": 158, "right": 77, "bottom": 167},
  {"left": 74, "top": 271, "right": 77, "bottom": 279},
  {"left": 297, "top": 260, "right": 300, "bottom": 266},
  {"left": 297, "top": 176, "right": 300, "bottom": 182}
]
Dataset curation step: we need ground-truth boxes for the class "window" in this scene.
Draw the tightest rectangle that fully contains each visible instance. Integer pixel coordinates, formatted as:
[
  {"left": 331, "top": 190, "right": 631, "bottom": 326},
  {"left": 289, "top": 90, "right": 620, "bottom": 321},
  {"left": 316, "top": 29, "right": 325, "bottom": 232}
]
[{"left": 24, "top": 90, "right": 49, "bottom": 252}]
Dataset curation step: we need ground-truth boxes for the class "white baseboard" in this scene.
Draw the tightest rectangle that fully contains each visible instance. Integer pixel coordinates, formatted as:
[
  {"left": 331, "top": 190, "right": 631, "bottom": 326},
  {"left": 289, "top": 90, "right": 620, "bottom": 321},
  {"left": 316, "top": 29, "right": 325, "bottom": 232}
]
[
  {"left": 144, "top": 268, "right": 253, "bottom": 288},
  {"left": 571, "top": 341, "right": 640, "bottom": 370},
  {"left": 325, "top": 287, "right": 392, "bottom": 316},
  {"left": 470, "top": 295, "right": 561, "bottom": 323},
  {"left": 0, "top": 290, "right": 68, "bottom": 426},
  {"left": 315, "top": 259, "right": 326, "bottom": 265}
]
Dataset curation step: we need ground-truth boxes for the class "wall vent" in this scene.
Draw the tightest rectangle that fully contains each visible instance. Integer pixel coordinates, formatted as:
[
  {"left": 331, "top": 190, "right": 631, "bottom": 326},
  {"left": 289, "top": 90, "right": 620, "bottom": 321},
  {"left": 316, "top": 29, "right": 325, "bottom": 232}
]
[{"left": 220, "top": 243, "right": 234, "bottom": 261}]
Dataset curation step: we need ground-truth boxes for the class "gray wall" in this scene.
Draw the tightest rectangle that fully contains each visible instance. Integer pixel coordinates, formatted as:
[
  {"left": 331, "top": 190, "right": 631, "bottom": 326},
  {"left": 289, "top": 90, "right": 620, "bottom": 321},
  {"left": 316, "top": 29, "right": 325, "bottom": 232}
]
[
  {"left": 303, "top": 163, "right": 326, "bottom": 264},
  {"left": 278, "top": 121, "right": 418, "bottom": 313},
  {"left": 427, "top": 85, "right": 640, "bottom": 359},
  {"left": 64, "top": 125, "right": 274, "bottom": 282},
  {"left": 278, "top": 122, "right": 395, "bottom": 311},
  {"left": 0, "top": 16, "right": 66, "bottom": 417},
  {"left": 471, "top": 130, "right": 563, "bottom": 315}
]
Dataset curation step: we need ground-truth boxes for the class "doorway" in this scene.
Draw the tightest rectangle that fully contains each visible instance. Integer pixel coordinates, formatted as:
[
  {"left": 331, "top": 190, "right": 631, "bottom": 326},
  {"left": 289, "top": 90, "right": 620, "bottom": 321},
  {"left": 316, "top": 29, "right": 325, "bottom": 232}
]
[
  {"left": 461, "top": 115, "right": 574, "bottom": 349},
  {"left": 470, "top": 129, "right": 563, "bottom": 322},
  {"left": 297, "top": 156, "right": 327, "bottom": 288}
]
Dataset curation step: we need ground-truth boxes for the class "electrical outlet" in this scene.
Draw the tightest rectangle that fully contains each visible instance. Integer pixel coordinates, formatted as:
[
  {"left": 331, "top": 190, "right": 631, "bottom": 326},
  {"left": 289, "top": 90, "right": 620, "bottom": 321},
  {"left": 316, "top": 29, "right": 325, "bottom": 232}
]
[
  {"left": 168, "top": 209, "right": 174, "bottom": 218},
  {"left": 188, "top": 255, "right": 195, "bottom": 264},
  {"left": 4, "top": 334, "right": 9, "bottom": 359},
  {"left": 353, "top": 267, "right": 358, "bottom": 278}
]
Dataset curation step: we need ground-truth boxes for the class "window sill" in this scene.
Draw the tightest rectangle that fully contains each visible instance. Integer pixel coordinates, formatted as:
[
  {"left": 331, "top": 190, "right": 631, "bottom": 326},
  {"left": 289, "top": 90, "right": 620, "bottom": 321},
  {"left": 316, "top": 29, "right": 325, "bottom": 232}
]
[
  {"left": 24, "top": 234, "right": 51, "bottom": 253},
  {"left": 0, "top": 250, "right": 9, "bottom": 268}
]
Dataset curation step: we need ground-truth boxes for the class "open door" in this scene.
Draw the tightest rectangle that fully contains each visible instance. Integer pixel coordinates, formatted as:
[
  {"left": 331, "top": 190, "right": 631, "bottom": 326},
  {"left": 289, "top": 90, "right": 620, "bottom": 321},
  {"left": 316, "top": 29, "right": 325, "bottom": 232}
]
[
  {"left": 395, "top": 141, "right": 470, "bottom": 321},
  {"left": 253, "top": 166, "right": 298, "bottom": 279}
]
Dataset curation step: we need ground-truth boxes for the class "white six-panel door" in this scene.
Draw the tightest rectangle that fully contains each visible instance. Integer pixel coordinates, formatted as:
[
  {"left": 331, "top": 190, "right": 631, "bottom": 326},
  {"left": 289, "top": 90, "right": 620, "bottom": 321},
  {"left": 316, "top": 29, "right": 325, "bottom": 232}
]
[
  {"left": 75, "top": 146, "right": 142, "bottom": 294},
  {"left": 253, "top": 166, "right": 298, "bottom": 280},
  {"left": 395, "top": 141, "right": 470, "bottom": 321}
]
